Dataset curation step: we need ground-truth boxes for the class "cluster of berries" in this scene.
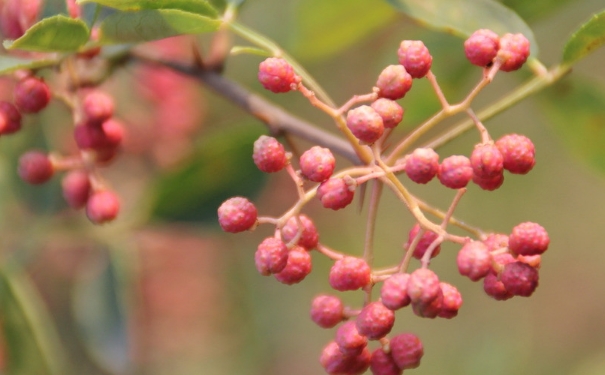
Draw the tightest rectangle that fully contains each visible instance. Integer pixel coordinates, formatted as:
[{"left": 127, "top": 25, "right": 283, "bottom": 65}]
[{"left": 218, "top": 27, "right": 545, "bottom": 375}]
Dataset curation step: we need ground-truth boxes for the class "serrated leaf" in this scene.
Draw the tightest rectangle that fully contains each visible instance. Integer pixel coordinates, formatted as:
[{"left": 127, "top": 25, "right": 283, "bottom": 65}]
[
  {"left": 290, "top": 0, "right": 396, "bottom": 61},
  {"left": 3, "top": 15, "right": 89, "bottom": 52},
  {"left": 77, "top": 0, "right": 218, "bottom": 17},
  {"left": 562, "top": 10, "right": 605, "bottom": 66},
  {"left": 384, "top": 0, "right": 538, "bottom": 56},
  {"left": 0, "top": 55, "right": 58, "bottom": 75},
  {"left": 98, "top": 9, "right": 221, "bottom": 44},
  {"left": 541, "top": 79, "right": 605, "bottom": 174}
]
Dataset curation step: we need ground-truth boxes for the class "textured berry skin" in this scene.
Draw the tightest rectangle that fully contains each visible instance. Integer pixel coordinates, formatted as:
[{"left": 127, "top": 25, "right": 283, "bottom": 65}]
[
  {"left": 370, "top": 348, "right": 402, "bottom": 375},
  {"left": 61, "top": 170, "right": 91, "bottom": 209},
  {"left": 500, "top": 261, "right": 539, "bottom": 297},
  {"left": 252, "top": 135, "right": 288, "bottom": 173},
  {"left": 310, "top": 294, "right": 344, "bottom": 328},
  {"left": 299, "top": 146, "right": 335, "bottom": 182},
  {"left": 274, "top": 246, "right": 312, "bottom": 284},
  {"left": 18, "top": 151, "right": 54, "bottom": 184},
  {"left": 346, "top": 105, "right": 384, "bottom": 144},
  {"left": 86, "top": 190, "right": 120, "bottom": 224},
  {"left": 397, "top": 40, "right": 432, "bottom": 78},
  {"left": 457, "top": 241, "right": 492, "bottom": 281},
  {"left": 320, "top": 341, "right": 370, "bottom": 375},
  {"left": 329, "top": 257, "right": 371, "bottom": 291},
  {"left": 497, "top": 33, "right": 530, "bottom": 72},
  {"left": 254, "top": 237, "right": 289, "bottom": 276},
  {"left": 74, "top": 120, "right": 124, "bottom": 156},
  {"left": 14, "top": 76, "right": 51, "bottom": 113},
  {"left": 471, "top": 143, "right": 504, "bottom": 179},
  {"left": 375, "top": 65, "right": 413, "bottom": 100},
  {"left": 217, "top": 196, "right": 257, "bottom": 233},
  {"left": 0, "top": 101, "right": 22, "bottom": 135},
  {"left": 482, "top": 233, "right": 509, "bottom": 251},
  {"left": 412, "top": 287, "right": 442, "bottom": 319},
  {"left": 281, "top": 214, "right": 319, "bottom": 250},
  {"left": 317, "top": 178, "right": 356, "bottom": 210},
  {"left": 508, "top": 222, "right": 549, "bottom": 256},
  {"left": 407, "top": 268, "right": 440, "bottom": 305},
  {"left": 380, "top": 273, "right": 411, "bottom": 310},
  {"left": 335, "top": 320, "right": 368, "bottom": 356},
  {"left": 356, "top": 301, "right": 395, "bottom": 340},
  {"left": 370, "top": 98, "right": 404, "bottom": 129},
  {"left": 83, "top": 90, "right": 114, "bottom": 124},
  {"left": 464, "top": 29, "right": 500, "bottom": 67},
  {"left": 483, "top": 272, "right": 514, "bottom": 301},
  {"left": 438, "top": 282, "right": 462, "bottom": 319},
  {"left": 438, "top": 155, "right": 473, "bottom": 189},
  {"left": 258, "top": 57, "right": 301, "bottom": 93},
  {"left": 518, "top": 254, "right": 542, "bottom": 269},
  {"left": 404, "top": 148, "right": 439, "bottom": 184},
  {"left": 406, "top": 223, "right": 441, "bottom": 260},
  {"left": 390, "top": 333, "right": 424, "bottom": 370},
  {"left": 490, "top": 252, "right": 516, "bottom": 274},
  {"left": 472, "top": 171, "right": 504, "bottom": 191},
  {"left": 495, "top": 134, "right": 536, "bottom": 174}
]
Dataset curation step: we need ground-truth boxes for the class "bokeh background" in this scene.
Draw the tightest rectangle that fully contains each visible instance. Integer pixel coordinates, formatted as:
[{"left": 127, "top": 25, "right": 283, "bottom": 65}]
[{"left": 1, "top": 0, "right": 605, "bottom": 374}]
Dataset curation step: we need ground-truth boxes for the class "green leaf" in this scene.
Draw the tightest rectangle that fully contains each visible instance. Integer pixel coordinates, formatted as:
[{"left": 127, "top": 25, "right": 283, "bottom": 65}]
[
  {"left": 0, "top": 56, "right": 58, "bottom": 75},
  {"left": 541, "top": 79, "right": 605, "bottom": 174},
  {"left": 562, "top": 10, "right": 605, "bottom": 66},
  {"left": 151, "top": 123, "right": 266, "bottom": 223},
  {"left": 3, "top": 15, "right": 90, "bottom": 52},
  {"left": 500, "top": 0, "right": 574, "bottom": 22},
  {"left": 290, "top": 0, "right": 397, "bottom": 61},
  {"left": 98, "top": 9, "right": 222, "bottom": 44},
  {"left": 77, "top": 0, "right": 218, "bottom": 17},
  {"left": 384, "top": 0, "right": 538, "bottom": 56}
]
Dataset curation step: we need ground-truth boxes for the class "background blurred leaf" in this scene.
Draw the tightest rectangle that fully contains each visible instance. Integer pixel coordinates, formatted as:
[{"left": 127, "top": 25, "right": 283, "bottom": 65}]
[
  {"left": 384, "top": 0, "right": 538, "bottom": 56},
  {"left": 99, "top": 9, "right": 221, "bottom": 44},
  {"left": 3, "top": 15, "right": 89, "bottom": 52},
  {"left": 151, "top": 123, "right": 266, "bottom": 223},
  {"left": 290, "top": 0, "right": 396, "bottom": 62},
  {"left": 541, "top": 78, "right": 605, "bottom": 174},
  {"left": 562, "top": 10, "right": 605, "bottom": 65},
  {"left": 78, "top": 0, "right": 218, "bottom": 17},
  {"left": 499, "top": 0, "right": 574, "bottom": 22},
  {"left": 0, "top": 56, "right": 58, "bottom": 75}
]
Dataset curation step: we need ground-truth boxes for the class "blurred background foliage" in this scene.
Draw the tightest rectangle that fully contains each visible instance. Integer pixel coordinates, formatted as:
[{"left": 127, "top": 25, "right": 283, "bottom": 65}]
[{"left": 1, "top": 0, "right": 605, "bottom": 374}]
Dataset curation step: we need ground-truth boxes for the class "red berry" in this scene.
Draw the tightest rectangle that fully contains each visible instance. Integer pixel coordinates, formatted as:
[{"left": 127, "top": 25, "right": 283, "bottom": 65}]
[
  {"left": 380, "top": 273, "right": 411, "bottom": 310},
  {"left": 500, "top": 261, "right": 539, "bottom": 297},
  {"left": 0, "top": 101, "right": 22, "bottom": 135},
  {"left": 320, "top": 341, "right": 370, "bottom": 375},
  {"left": 471, "top": 143, "right": 504, "bottom": 179},
  {"left": 464, "top": 29, "right": 500, "bottom": 67},
  {"left": 490, "top": 252, "right": 516, "bottom": 274},
  {"left": 281, "top": 214, "right": 319, "bottom": 250},
  {"left": 457, "top": 241, "right": 492, "bottom": 281},
  {"left": 346, "top": 105, "right": 384, "bottom": 144},
  {"left": 397, "top": 40, "right": 432, "bottom": 78},
  {"left": 495, "top": 134, "right": 536, "bottom": 174},
  {"left": 254, "top": 237, "right": 288, "bottom": 276},
  {"left": 483, "top": 272, "right": 513, "bottom": 301},
  {"left": 404, "top": 148, "right": 439, "bottom": 184},
  {"left": 0, "top": 0, "right": 41, "bottom": 38},
  {"left": 508, "top": 222, "right": 549, "bottom": 256},
  {"left": 390, "top": 333, "right": 424, "bottom": 370},
  {"left": 83, "top": 90, "right": 114, "bottom": 124},
  {"left": 411, "top": 287, "right": 442, "bottom": 319},
  {"left": 407, "top": 268, "right": 440, "bottom": 305},
  {"left": 329, "top": 257, "right": 371, "bottom": 291},
  {"left": 472, "top": 171, "right": 504, "bottom": 191},
  {"left": 274, "top": 246, "right": 312, "bottom": 284},
  {"left": 356, "top": 301, "right": 395, "bottom": 340},
  {"left": 310, "top": 294, "right": 344, "bottom": 328},
  {"left": 370, "top": 348, "right": 402, "bottom": 375},
  {"left": 62, "top": 170, "right": 91, "bottom": 209},
  {"left": 438, "top": 282, "right": 462, "bottom": 319},
  {"left": 258, "top": 57, "right": 300, "bottom": 93},
  {"left": 438, "top": 155, "right": 473, "bottom": 189},
  {"left": 497, "top": 33, "right": 530, "bottom": 72},
  {"left": 335, "top": 320, "right": 368, "bottom": 356},
  {"left": 18, "top": 150, "right": 54, "bottom": 184},
  {"left": 375, "top": 65, "right": 413, "bottom": 100},
  {"left": 86, "top": 190, "right": 120, "bottom": 224},
  {"left": 370, "top": 98, "right": 404, "bottom": 129},
  {"left": 518, "top": 254, "right": 542, "bottom": 269},
  {"left": 14, "top": 76, "right": 51, "bottom": 113},
  {"left": 482, "top": 233, "right": 509, "bottom": 251},
  {"left": 299, "top": 146, "right": 335, "bottom": 182},
  {"left": 317, "top": 177, "right": 356, "bottom": 210},
  {"left": 252, "top": 135, "right": 288, "bottom": 173},
  {"left": 74, "top": 119, "right": 124, "bottom": 151},
  {"left": 406, "top": 223, "right": 441, "bottom": 260},
  {"left": 217, "top": 196, "right": 257, "bottom": 233}
]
